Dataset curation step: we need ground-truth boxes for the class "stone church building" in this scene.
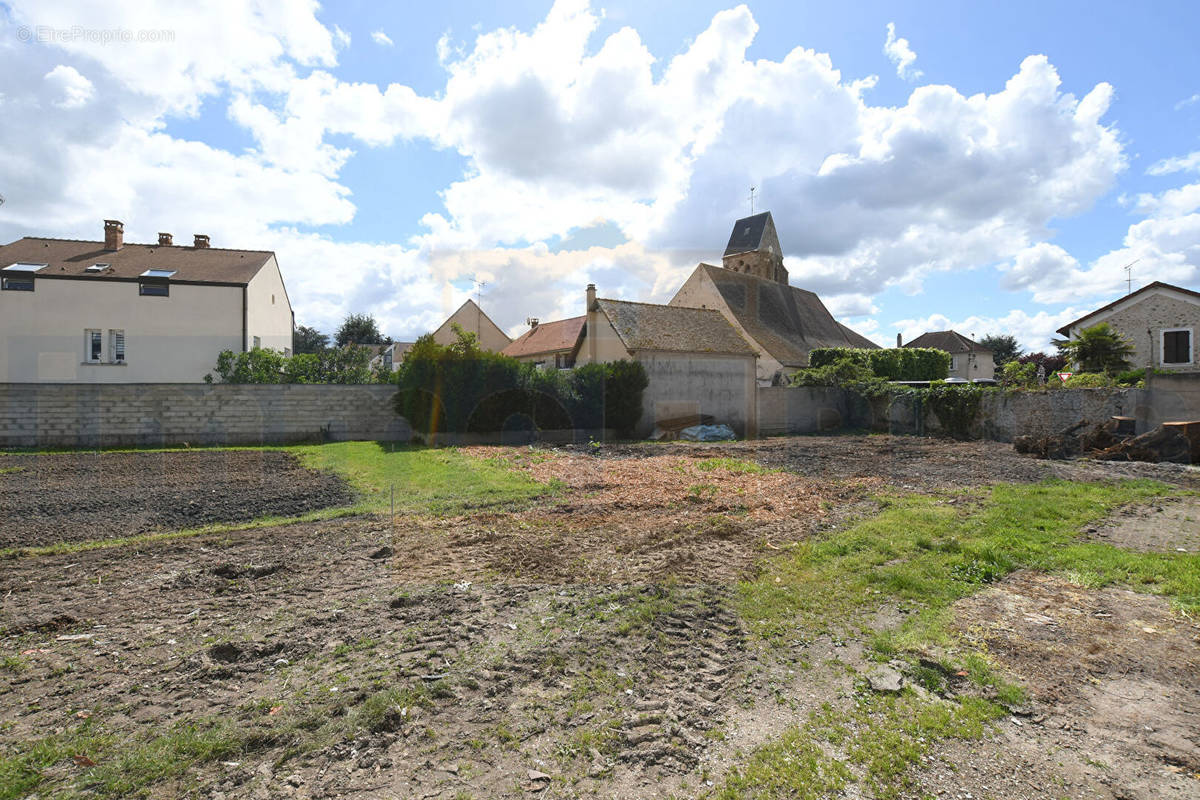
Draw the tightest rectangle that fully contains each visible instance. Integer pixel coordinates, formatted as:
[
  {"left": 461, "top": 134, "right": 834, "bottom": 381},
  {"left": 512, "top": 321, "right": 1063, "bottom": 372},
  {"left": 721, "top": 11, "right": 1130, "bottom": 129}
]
[{"left": 670, "top": 211, "right": 877, "bottom": 384}]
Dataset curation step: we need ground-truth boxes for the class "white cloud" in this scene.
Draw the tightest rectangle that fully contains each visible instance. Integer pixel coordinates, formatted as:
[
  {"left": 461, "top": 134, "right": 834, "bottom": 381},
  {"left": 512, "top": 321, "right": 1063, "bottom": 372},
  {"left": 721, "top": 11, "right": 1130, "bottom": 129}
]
[
  {"left": 371, "top": 30, "right": 394, "bottom": 47},
  {"left": 1175, "top": 93, "right": 1200, "bottom": 111},
  {"left": 883, "top": 22, "right": 922, "bottom": 81},
  {"left": 1147, "top": 151, "right": 1200, "bottom": 176},
  {"left": 43, "top": 64, "right": 94, "bottom": 108},
  {"left": 0, "top": 0, "right": 1139, "bottom": 341}
]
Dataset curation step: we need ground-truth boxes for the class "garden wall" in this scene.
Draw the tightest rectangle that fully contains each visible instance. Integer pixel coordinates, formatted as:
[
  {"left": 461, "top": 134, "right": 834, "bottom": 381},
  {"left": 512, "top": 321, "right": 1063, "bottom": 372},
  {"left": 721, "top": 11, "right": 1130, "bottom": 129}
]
[
  {"left": 759, "top": 382, "right": 1200, "bottom": 442},
  {"left": 0, "top": 383, "right": 409, "bottom": 448}
]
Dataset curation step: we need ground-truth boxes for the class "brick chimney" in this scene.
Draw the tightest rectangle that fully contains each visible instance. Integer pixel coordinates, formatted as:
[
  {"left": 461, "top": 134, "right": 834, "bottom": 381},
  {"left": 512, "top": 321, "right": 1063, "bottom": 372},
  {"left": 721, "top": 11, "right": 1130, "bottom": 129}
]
[
  {"left": 193, "top": 234, "right": 210, "bottom": 249},
  {"left": 158, "top": 232, "right": 173, "bottom": 246},
  {"left": 586, "top": 284, "right": 598, "bottom": 364},
  {"left": 103, "top": 219, "right": 124, "bottom": 251},
  {"left": 896, "top": 333, "right": 903, "bottom": 347}
]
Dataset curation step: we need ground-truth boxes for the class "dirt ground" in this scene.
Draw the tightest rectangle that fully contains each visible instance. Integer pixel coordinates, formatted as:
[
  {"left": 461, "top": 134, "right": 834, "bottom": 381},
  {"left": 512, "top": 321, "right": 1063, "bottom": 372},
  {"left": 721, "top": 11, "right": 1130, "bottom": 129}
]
[
  {"left": 1, "top": 436, "right": 1198, "bottom": 799},
  {"left": 0, "top": 450, "right": 353, "bottom": 548},
  {"left": 1085, "top": 495, "right": 1200, "bottom": 553}
]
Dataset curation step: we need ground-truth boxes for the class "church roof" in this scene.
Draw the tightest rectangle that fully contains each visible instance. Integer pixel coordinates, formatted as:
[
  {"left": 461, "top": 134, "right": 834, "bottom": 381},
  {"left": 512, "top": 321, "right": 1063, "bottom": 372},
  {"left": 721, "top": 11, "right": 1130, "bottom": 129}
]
[
  {"left": 723, "top": 211, "right": 773, "bottom": 256},
  {"left": 596, "top": 298, "right": 755, "bottom": 356},
  {"left": 690, "top": 263, "right": 878, "bottom": 367}
]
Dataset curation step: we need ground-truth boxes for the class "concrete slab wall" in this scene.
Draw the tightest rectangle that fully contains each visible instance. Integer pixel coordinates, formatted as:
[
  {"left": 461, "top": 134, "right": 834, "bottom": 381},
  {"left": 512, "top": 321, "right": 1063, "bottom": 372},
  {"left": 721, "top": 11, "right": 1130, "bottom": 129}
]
[
  {"left": 0, "top": 383, "right": 409, "bottom": 448},
  {"left": 757, "top": 386, "right": 851, "bottom": 436},
  {"left": 637, "top": 352, "right": 757, "bottom": 438}
]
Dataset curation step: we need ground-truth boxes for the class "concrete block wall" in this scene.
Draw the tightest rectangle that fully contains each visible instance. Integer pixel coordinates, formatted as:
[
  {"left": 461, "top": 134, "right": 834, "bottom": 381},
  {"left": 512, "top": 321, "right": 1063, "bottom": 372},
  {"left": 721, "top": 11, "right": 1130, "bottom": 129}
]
[
  {"left": 757, "top": 386, "right": 851, "bottom": 436},
  {"left": 0, "top": 383, "right": 409, "bottom": 448}
]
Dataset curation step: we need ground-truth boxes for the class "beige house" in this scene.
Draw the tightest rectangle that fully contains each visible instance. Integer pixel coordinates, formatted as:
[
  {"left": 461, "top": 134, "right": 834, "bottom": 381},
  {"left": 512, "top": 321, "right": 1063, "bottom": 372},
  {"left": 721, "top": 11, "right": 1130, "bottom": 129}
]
[
  {"left": 578, "top": 284, "right": 759, "bottom": 437},
  {"left": 902, "top": 330, "right": 995, "bottom": 381},
  {"left": 0, "top": 220, "right": 292, "bottom": 383},
  {"left": 670, "top": 211, "right": 878, "bottom": 384},
  {"left": 431, "top": 299, "right": 511, "bottom": 352},
  {"left": 1056, "top": 281, "right": 1200, "bottom": 372},
  {"left": 369, "top": 341, "right": 415, "bottom": 373},
  {"left": 501, "top": 316, "right": 585, "bottom": 368}
]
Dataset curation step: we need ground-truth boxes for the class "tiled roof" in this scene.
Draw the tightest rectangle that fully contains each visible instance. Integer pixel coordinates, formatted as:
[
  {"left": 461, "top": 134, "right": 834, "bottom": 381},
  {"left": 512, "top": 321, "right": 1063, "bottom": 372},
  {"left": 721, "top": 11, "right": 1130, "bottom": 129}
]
[
  {"left": 903, "top": 330, "right": 990, "bottom": 353},
  {"left": 0, "top": 237, "right": 274, "bottom": 285},
  {"left": 502, "top": 316, "right": 585, "bottom": 358},
  {"left": 724, "top": 211, "right": 772, "bottom": 256},
  {"left": 596, "top": 298, "right": 755, "bottom": 356},
  {"left": 693, "top": 264, "right": 878, "bottom": 367},
  {"left": 1055, "top": 281, "right": 1200, "bottom": 336}
]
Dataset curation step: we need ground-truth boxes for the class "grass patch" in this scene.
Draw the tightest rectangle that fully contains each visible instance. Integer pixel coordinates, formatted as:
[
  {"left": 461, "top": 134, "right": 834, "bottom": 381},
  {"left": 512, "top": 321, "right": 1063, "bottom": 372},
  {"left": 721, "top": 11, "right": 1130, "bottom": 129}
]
[
  {"left": 0, "top": 467, "right": 24, "bottom": 475},
  {"left": 288, "top": 441, "right": 556, "bottom": 515},
  {"left": 693, "top": 457, "right": 774, "bottom": 474},
  {"left": 738, "top": 479, "right": 1190, "bottom": 646},
  {"left": 711, "top": 690, "right": 1005, "bottom": 800}
]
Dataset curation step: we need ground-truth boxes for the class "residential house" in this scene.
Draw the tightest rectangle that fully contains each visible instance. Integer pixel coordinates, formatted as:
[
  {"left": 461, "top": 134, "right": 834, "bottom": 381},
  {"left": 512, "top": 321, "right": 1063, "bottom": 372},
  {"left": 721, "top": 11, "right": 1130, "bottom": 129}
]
[
  {"left": 902, "top": 331, "right": 995, "bottom": 381},
  {"left": 501, "top": 316, "right": 585, "bottom": 368},
  {"left": 670, "top": 211, "right": 878, "bottom": 384},
  {"left": 369, "top": 341, "right": 415, "bottom": 373},
  {"left": 577, "top": 284, "right": 758, "bottom": 436},
  {"left": 1056, "top": 281, "right": 1200, "bottom": 371},
  {"left": 431, "top": 299, "right": 512, "bottom": 352},
  {"left": 0, "top": 220, "right": 292, "bottom": 383}
]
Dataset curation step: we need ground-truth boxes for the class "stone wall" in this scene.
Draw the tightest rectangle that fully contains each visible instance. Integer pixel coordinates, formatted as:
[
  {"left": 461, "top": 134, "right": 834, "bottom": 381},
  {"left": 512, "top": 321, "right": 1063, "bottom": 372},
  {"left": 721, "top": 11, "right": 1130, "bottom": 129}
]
[
  {"left": 0, "top": 383, "right": 409, "bottom": 448},
  {"left": 758, "top": 383, "right": 1200, "bottom": 442}
]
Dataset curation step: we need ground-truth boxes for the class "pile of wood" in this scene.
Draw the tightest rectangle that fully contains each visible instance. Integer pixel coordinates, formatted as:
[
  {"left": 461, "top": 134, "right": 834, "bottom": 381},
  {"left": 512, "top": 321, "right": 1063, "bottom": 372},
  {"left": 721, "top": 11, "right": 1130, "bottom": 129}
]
[{"left": 1015, "top": 417, "right": 1199, "bottom": 464}]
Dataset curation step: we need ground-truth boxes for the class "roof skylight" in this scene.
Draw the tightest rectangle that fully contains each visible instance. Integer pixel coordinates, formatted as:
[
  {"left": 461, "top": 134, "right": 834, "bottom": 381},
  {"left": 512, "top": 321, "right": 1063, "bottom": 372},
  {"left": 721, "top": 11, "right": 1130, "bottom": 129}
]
[
  {"left": 140, "top": 269, "right": 177, "bottom": 278},
  {"left": 3, "top": 262, "right": 47, "bottom": 272},
  {"left": 86, "top": 263, "right": 110, "bottom": 272}
]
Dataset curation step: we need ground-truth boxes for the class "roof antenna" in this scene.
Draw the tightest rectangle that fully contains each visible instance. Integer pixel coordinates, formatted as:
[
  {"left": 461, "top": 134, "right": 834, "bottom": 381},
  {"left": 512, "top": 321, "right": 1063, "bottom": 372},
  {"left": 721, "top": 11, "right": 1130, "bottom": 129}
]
[
  {"left": 473, "top": 277, "right": 487, "bottom": 335},
  {"left": 748, "top": 186, "right": 756, "bottom": 215},
  {"left": 1123, "top": 259, "right": 1139, "bottom": 295}
]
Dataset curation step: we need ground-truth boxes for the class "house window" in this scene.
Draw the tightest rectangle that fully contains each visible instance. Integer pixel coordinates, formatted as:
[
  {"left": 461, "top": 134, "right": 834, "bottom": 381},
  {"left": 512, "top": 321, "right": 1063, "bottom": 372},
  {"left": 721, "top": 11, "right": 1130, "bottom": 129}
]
[
  {"left": 252, "top": 336, "right": 261, "bottom": 350},
  {"left": 950, "top": 355, "right": 959, "bottom": 371},
  {"left": 86, "top": 330, "right": 102, "bottom": 362},
  {"left": 139, "top": 268, "right": 175, "bottom": 296},
  {"left": 2, "top": 262, "right": 44, "bottom": 291},
  {"left": 1162, "top": 328, "right": 1193, "bottom": 365},
  {"left": 110, "top": 330, "right": 125, "bottom": 363}
]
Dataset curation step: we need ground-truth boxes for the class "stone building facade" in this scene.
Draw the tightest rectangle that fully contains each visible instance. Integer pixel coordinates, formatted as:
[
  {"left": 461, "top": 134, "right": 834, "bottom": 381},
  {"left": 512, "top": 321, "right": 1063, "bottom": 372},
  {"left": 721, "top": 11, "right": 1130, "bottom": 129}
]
[{"left": 1057, "top": 282, "right": 1200, "bottom": 372}]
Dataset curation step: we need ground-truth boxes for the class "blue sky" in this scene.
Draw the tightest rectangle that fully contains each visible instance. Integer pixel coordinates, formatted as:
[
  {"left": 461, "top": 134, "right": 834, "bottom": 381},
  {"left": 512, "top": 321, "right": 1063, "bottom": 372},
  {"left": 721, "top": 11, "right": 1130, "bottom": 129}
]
[{"left": 3, "top": 0, "right": 1199, "bottom": 348}]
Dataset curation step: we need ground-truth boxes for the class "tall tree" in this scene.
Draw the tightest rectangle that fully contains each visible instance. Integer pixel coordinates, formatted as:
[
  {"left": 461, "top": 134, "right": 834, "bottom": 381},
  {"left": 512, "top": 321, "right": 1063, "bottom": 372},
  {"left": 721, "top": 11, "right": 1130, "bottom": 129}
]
[
  {"left": 335, "top": 313, "right": 387, "bottom": 347},
  {"left": 294, "top": 325, "right": 329, "bottom": 354},
  {"left": 978, "top": 334, "right": 1022, "bottom": 366},
  {"left": 1054, "top": 323, "right": 1135, "bottom": 374}
]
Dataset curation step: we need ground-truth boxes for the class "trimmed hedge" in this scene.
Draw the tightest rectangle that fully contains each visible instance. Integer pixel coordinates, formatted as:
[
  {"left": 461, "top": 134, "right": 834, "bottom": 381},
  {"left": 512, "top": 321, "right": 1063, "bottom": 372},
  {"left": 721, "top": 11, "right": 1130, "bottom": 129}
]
[
  {"left": 205, "top": 346, "right": 376, "bottom": 384},
  {"left": 809, "top": 347, "right": 950, "bottom": 381},
  {"left": 393, "top": 334, "right": 648, "bottom": 436}
]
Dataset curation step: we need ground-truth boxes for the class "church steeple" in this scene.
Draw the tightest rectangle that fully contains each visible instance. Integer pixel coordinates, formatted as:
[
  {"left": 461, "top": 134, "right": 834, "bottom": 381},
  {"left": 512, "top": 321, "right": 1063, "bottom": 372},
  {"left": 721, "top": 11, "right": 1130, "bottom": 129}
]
[{"left": 721, "top": 211, "right": 788, "bottom": 284}]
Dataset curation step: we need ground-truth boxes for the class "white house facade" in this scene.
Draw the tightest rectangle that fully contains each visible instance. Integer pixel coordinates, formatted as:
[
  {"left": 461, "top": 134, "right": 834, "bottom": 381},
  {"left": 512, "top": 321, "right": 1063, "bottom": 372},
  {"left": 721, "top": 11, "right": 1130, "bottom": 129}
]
[{"left": 0, "top": 221, "right": 294, "bottom": 383}]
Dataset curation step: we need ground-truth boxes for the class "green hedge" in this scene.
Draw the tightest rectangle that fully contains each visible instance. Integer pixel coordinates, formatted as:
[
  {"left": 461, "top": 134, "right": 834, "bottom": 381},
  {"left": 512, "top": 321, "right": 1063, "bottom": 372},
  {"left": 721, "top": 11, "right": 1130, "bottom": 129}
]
[
  {"left": 205, "top": 346, "right": 377, "bottom": 384},
  {"left": 393, "top": 334, "right": 648, "bottom": 436},
  {"left": 808, "top": 347, "right": 950, "bottom": 381}
]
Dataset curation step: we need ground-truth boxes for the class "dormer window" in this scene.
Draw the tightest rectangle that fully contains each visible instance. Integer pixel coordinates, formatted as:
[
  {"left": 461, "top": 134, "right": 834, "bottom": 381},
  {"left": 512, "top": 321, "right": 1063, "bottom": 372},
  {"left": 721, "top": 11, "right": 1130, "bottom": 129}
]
[
  {"left": 139, "top": 269, "right": 176, "bottom": 297},
  {"left": 2, "top": 262, "right": 45, "bottom": 291}
]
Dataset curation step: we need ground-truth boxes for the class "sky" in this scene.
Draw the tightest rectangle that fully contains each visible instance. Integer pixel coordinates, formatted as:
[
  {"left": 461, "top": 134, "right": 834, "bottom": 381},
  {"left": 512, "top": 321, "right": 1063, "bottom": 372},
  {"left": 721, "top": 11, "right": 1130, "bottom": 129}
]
[{"left": 2, "top": 0, "right": 1199, "bottom": 351}]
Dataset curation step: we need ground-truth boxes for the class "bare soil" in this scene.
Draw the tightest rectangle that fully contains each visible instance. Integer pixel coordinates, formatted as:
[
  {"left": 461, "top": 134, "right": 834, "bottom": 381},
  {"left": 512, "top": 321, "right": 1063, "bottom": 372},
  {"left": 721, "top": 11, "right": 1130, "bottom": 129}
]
[
  {"left": 935, "top": 571, "right": 1200, "bottom": 800},
  {"left": 1085, "top": 495, "right": 1200, "bottom": 553},
  {"left": 0, "top": 450, "right": 353, "bottom": 548},
  {"left": 1, "top": 436, "right": 1198, "bottom": 799}
]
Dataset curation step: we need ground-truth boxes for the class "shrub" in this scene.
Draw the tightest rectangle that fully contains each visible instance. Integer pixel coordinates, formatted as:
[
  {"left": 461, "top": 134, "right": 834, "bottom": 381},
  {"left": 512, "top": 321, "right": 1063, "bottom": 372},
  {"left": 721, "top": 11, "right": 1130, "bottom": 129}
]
[
  {"left": 1000, "top": 361, "right": 1038, "bottom": 389},
  {"left": 809, "top": 347, "right": 950, "bottom": 381},
  {"left": 393, "top": 331, "right": 648, "bottom": 436},
  {"left": 790, "top": 358, "right": 878, "bottom": 387},
  {"left": 1054, "top": 323, "right": 1135, "bottom": 374},
  {"left": 205, "top": 345, "right": 376, "bottom": 384},
  {"left": 1061, "top": 372, "right": 1114, "bottom": 389}
]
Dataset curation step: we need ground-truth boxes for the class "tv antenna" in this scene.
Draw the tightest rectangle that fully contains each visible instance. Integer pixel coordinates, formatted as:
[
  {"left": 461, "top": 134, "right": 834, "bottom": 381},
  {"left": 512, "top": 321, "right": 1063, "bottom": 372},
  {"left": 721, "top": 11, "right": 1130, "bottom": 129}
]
[
  {"left": 1123, "top": 259, "right": 1139, "bottom": 295},
  {"left": 473, "top": 277, "right": 487, "bottom": 335},
  {"left": 748, "top": 186, "right": 756, "bottom": 215}
]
